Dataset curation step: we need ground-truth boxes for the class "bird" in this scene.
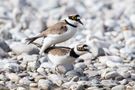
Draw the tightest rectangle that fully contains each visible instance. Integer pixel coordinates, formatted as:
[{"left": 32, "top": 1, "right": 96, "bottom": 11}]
[
  {"left": 26, "top": 14, "right": 83, "bottom": 55},
  {"left": 44, "top": 44, "right": 90, "bottom": 71}
]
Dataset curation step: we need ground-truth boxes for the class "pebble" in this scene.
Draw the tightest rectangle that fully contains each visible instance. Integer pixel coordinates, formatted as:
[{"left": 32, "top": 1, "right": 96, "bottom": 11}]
[
  {"left": 84, "top": 70, "right": 99, "bottom": 78},
  {"left": 104, "top": 71, "right": 119, "bottom": 79},
  {"left": 66, "top": 70, "right": 80, "bottom": 77},
  {"left": 100, "top": 80, "right": 117, "bottom": 87},
  {"left": 48, "top": 74, "right": 63, "bottom": 86},
  {"left": 0, "top": 39, "right": 11, "bottom": 52},
  {"left": 74, "top": 62, "right": 87, "bottom": 70},
  {"left": 0, "top": 29, "right": 12, "bottom": 40},
  {"left": 38, "top": 79, "right": 53, "bottom": 90},
  {"left": 119, "top": 79, "right": 128, "bottom": 85},
  {"left": 17, "top": 87, "right": 26, "bottom": 90},
  {"left": 34, "top": 75, "right": 46, "bottom": 82},
  {"left": 6, "top": 73, "right": 20, "bottom": 83},
  {"left": 0, "top": 48, "right": 9, "bottom": 58},
  {"left": 57, "top": 64, "right": 74, "bottom": 74},
  {"left": 4, "top": 62, "right": 21, "bottom": 72},
  {"left": 37, "top": 67, "right": 47, "bottom": 75},
  {"left": 30, "top": 83, "right": 38, "bottom": 87},
  {"left": 22, "top": 54, "right": 38, "bottom": 62},
  {"left": 27, "top": 60, "right": 40, "bottom": 72},
  {"left": 111, "top": 85, "right": 125, "bottom": 90},
  {"left": 98, "top": 56, "right": 123, "bottom": 67},
  {"left": 10, "top": 42, "right": 39, "bottom": 55},
  {"left": 90, "top": 47, "right": 105, "bottom": 57},
  {"left": 19, "top": 77, "right": 31, "bottom": 85},
  {"left": 131, "top": 73, "right": 135, "bottom": 80}
]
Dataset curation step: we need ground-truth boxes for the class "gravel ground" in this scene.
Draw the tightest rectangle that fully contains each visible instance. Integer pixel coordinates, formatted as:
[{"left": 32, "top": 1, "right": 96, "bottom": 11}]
[{"left": 0, "top": 0, "right": 135, "bottom": 90}]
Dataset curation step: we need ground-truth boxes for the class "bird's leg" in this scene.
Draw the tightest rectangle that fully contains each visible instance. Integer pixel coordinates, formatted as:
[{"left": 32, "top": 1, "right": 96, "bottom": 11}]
[{"left": 39, "top": 41, "right": 52, "bottom": 55}]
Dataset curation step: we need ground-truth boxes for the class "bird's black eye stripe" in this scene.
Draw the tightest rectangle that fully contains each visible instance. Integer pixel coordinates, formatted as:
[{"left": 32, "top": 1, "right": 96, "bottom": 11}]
[
  {"left": 75, "top": 14, "right": 80, "bottom": 17},
  {"left": 83, "top": 45, "right": 88, "bottom": 47}
]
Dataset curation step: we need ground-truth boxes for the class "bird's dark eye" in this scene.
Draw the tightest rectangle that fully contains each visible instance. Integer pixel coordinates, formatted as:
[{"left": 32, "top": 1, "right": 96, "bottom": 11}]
[
  {"left": 69, "top": 15, "right": 79, "bottom": 21},
  {"left": 77, "top": 47, "right": 83, "bottom": 51}
]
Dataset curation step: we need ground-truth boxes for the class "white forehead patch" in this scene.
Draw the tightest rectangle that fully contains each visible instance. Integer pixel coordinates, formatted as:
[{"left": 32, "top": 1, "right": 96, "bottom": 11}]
[{"left": 77, "top": 17, "right": 80, "bottom": 19}]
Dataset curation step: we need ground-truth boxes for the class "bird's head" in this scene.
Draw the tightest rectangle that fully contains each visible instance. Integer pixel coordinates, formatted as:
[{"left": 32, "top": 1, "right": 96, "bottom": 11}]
[{"left": 74, "top": 44, "right": 90, "bottom": 55}]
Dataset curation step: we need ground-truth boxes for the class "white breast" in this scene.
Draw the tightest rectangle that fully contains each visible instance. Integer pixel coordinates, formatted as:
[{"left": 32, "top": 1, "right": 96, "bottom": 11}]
[
  {"left": 40, "top": 25, "right": 77, "bottom": 54},
  {"left": 46, "top": 25, "right": 77, "bottom": 43}
]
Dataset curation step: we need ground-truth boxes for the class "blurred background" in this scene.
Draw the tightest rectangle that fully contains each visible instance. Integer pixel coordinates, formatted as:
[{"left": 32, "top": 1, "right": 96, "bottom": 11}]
[{"left": 1, "top": 0, "right": 135, "bottom": 43}]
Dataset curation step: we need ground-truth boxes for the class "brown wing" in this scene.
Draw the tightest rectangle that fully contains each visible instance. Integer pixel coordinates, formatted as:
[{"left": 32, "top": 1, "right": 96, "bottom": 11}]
[
  {"left": 26, "top": 21, "right": 67, "bottom": 44},
  {"left": 45, "top": 46, "right": 71, "bottom": 56},
  {"left": 41, "top": 21, "right": 67, "bottom": 36}
]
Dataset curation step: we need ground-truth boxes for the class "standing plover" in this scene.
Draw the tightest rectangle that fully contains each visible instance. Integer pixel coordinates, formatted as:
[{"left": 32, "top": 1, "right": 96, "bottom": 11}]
[
  {"left": 26, "top": 14, "right": 83, "bottom": 55},
  {"left": 44, "top": 44, "right": 89, "bottom": 70}
]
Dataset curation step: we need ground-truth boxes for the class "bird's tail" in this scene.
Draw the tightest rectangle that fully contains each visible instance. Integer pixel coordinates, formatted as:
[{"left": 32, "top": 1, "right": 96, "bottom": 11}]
[{"left": 26, "top": 35, "right": 43, "bottom": 44}]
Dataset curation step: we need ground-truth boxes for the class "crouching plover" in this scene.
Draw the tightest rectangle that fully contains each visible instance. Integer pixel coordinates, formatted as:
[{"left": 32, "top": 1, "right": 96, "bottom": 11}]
[
  {"left": 44, "top": 44, "right": 90, "bottom": 72},
  {"left": 26, "top": 14, "right": 83, "bottom": 55}
]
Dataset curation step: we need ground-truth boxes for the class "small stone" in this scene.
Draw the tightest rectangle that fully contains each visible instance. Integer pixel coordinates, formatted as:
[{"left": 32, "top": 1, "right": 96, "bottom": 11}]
[
  {"left": 38, "top": 79, "right": 53, "bottom": 90},
  {"left": 34, "top": 75, "right": 46, "bottom": 82},
  {"left": 0, "top": 39, "right": 11, "bottom": 52},
  {"left": 4, "top": 62, "right": 21, "bottom": 72},
  {"left": 23, "top": 54, "right": 38, "bottom": 62},
  {"left": 79, "top": 53, "right": 93, "bottom": 60},
  {"left": 30, "top": 83, "right": 38, "bottom": 87},
  {"left": 10, "top": 42, "right": 39, "bottom": 55},
  {"left": 101, "top": 80, "right": 117, "bottom": 87},
  {"left": 0, "top": 29, "right": 12, "bottom": 40},
  {"left": 131, "top": 73, "right": 135, "bottom": 80},
  {"left": 0, "top": 84, "right": 9, "bottom": 90},
  {"left": 18, "top": 72, "right": 29, "bottom": 77},
  {"left": 98, "top": 56, "right": 123, "bottom": 67},
  {"left": 0, "top": 48, "right": 9, "bottom": 58},
  {"left": 48, "top": 74, "right": 63, "bottom": 86},
  {"left": 37, "top": 67, "right": 47, "bottom": 75},
  {"left": 84, "top": 70, "right": 99, "bottom": 78},
  {"left": 57, "top": 64, "right": 74, "bottom": 74},
  {"left": 105, "top": 71, "right": 119, "bottom": 79},
  {"left": 91, "top": 47, "right": 105, "bottom": 57},
  {"left": 111, "top": 85, "right": 125, "bottom": 90},
  {"left": 17, "top": 87, "right": 26, "bottom": 90},
  {"left": 6, "top": 81, "right": 17, "bottom": 89},
  {"left": 70, "top": 83, "right": 86, "bottom": 90},
  {"left": 6, "top": 73, "right": 20, "bottom": 83},
  {"left": 66, "top": 70, "right": 80, "bottom": 77},
  {"left": 27, "top": 60, "right": 40, "bottom": 72},
  {"left": 79, "top": 76, "right": 89, "bottom": 81},
  {"left": 62, "top": 82, "right": 77, "bottom": 89},
  {"left": 74, "top": 62, "right": 87, "bottom": 70},
  {"left": 119, "top": 79, "right": 128, "bottom": 85},
  {"left": 117, "top": 68, "right": 131, "bottom": 78},
  {"left": 0, "top": 74, "right": 8, "bottom": 81},
  {"left": 90, "top": 79, "right": 100, "bottom": 86},
  {"left": 87, "top": 87, "right": 100, "bottom": 90},
  {"left": 19, "top": 77, "right": 31, "bottom": 85}
]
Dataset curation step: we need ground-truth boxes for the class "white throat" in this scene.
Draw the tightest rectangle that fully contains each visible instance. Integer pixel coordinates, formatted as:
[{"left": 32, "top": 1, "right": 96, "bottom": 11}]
[{"left": 65, "top": 18, "right": 78, "bottom": 27}]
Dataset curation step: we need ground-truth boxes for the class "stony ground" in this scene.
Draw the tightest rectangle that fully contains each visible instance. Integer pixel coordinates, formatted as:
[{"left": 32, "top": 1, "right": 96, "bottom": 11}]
[{"left": 0, "top": 0, "right": 135, "bottom": 90}]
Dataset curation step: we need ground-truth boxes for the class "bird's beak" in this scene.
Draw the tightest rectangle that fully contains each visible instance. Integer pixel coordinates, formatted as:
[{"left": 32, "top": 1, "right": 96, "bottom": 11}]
[{"left": 78, "top": 20, "right": 83, "bottom": 25}]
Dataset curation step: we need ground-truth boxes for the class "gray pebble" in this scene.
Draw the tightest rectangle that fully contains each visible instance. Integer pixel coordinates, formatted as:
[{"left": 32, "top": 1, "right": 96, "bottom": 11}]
[
  {"left": 10, "top": 42, "right": 39, "bottom": 55},
  {"left": 111, "top": 85, "right": 125, "bottom": 90},
  {"left": 38, "top": 79, "right": 53, "bottom": 90}
]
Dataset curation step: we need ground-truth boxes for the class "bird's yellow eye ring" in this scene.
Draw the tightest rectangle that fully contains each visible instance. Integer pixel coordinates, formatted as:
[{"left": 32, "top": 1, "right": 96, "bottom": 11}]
[{"left": 72, "top": 16, "right": 77, "bottom": 20}]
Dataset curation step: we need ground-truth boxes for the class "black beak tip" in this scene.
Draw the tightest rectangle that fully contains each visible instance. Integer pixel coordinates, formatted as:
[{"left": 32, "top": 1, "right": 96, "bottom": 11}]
[{"left": 78, "top": 20, "right": 83, "bottom": 25}]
